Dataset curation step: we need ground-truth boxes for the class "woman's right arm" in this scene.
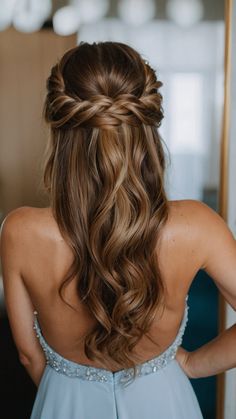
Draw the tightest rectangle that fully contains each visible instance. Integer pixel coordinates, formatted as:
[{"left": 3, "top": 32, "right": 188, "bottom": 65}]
[{"left": 177, "top": 200, "right": 236, "bottom": 378}]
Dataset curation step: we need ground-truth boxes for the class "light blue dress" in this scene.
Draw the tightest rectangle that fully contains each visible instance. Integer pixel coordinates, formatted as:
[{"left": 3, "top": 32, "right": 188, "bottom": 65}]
[{"left": 30, "top": 296, "right": 204, "bottom": 418}]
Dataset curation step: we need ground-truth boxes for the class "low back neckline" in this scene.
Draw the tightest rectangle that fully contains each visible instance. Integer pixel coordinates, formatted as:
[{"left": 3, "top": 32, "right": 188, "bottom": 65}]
[{"left": 33, "top": 294, "right": 189, "bottom": 386}]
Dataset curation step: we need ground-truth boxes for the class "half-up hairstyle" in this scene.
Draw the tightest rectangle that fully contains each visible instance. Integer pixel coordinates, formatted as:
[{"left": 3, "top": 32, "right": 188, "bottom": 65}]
[{"left": 43, "top": 41, "right": 169, "bottom": 384}]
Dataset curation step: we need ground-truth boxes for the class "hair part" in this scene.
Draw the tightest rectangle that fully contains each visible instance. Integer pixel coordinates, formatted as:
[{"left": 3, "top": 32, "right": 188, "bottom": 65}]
[{"left": 43, "top": 41, "right": 169, "bottom": 384}]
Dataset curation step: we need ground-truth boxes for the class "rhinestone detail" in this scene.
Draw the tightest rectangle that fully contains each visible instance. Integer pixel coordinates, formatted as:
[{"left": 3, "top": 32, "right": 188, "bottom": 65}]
[{"left": 33, "top": 296, "right": 189, "bottom": 386}]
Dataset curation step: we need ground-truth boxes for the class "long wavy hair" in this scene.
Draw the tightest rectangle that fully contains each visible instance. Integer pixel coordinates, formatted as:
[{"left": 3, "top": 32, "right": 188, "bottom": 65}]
[{"left": 43, "top": 41, "right": 170, "bottom": 384}]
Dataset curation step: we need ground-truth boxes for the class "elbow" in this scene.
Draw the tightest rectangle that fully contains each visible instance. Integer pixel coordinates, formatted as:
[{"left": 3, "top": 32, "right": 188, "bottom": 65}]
[
  {"left": 19, "top": 352, "right": 33, "bottom": 367},
  {"left": 18, "top": 349, "right": 46, "bottom": 367}
]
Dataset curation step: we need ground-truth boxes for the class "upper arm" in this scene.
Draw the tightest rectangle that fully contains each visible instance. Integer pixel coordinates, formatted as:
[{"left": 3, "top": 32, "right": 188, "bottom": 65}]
[
  {"left": 0, "top": 208, "right": 44, "bottom": 361},
  {"left": 190, "top": 200, "right": 236, "bottom": 311}
]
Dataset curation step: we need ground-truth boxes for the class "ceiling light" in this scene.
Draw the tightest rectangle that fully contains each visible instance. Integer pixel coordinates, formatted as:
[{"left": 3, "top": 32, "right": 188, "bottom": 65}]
[
  {"left": 118, "top": 0, "right": 156, "bottom": 26},
  {"left": 13, "top": 0, "right": 52, "bottom": 33},
  {"left": 166, "top": 0, "right": 204, "bottom": 27},
  {"left": 0, "top": 0, "right": 17, "bottom": 31},
  {"left": 53, "top": 5, "right": 81, "bottom": 36}
]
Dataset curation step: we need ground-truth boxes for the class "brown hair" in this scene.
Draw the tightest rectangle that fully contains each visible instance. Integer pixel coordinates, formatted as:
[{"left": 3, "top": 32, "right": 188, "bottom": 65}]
[{"left": 43, "top": 41, "right": 169, "bottom": 384}]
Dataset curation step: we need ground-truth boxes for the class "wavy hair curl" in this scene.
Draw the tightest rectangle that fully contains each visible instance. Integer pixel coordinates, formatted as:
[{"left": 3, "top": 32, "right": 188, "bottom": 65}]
[{"left": 43, "top": 41, "right": 169, "bottom": 384}]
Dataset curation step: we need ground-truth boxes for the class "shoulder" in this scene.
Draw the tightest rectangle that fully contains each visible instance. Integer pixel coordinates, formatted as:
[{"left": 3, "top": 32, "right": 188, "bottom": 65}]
[
  {"left": 0, "top": 206, "right": 52, "bottom": 246},
  {"left": 167, "top": 198, "right": 231, "bottom": 242},
  {"left": 168, "top": 198, "right": 224, "bottom": 228},
  {"left": 168, "top": 198, "right": 212, "bottom": 215},
  {"left": 167, "top": 199, "right": 235, "bottom": 269}
]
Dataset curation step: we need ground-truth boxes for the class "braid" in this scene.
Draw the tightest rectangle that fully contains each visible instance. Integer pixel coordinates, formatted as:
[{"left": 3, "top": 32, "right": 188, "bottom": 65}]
[{"left": 44, "top": 61, "right": 164, "bottom": 130}]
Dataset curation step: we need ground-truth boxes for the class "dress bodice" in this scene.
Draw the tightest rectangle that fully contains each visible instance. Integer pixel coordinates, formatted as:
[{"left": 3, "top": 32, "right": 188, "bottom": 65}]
[{"left": 33, "top": 295, "right": 189, "bottom": 386}]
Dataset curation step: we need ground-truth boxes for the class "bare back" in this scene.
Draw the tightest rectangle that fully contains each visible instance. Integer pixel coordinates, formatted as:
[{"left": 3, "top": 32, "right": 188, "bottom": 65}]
[{"left": 9, "top": 199, "right": 205, "bottom": 371}]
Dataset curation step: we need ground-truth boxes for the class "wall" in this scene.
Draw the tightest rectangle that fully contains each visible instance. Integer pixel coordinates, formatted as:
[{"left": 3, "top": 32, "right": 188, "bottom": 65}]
[{"left": 0, "top": 28, "right": 76, "bottom": 219}]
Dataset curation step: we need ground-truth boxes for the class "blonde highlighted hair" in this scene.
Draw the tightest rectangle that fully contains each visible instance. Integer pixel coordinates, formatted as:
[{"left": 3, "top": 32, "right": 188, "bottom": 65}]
[{"left": 43, "top": 41, "right": 169, "bottom": 383}]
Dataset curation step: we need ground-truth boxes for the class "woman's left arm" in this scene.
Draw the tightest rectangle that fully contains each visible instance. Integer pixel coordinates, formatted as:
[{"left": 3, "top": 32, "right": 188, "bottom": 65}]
[
  {"left": 0, "top": 209, "right": 46, "bottom": 387},
  {"left": 176, "top": 324, "right": 236, "bottom": 378}
]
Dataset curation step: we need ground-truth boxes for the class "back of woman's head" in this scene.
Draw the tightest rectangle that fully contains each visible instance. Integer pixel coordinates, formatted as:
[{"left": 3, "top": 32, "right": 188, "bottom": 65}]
[{"left": 43, "top": 41, "right": 169, "bottom": 383}]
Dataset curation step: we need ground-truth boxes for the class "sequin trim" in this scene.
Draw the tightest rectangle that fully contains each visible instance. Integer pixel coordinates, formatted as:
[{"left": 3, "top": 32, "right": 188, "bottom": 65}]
[{"left": 33, "top": 296, "right": 189, "bottom": 386}]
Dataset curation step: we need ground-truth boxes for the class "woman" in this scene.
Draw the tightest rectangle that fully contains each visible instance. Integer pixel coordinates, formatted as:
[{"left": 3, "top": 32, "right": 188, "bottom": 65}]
[{"left": 1, "top": 41, "right": 236, "bottom": 419}]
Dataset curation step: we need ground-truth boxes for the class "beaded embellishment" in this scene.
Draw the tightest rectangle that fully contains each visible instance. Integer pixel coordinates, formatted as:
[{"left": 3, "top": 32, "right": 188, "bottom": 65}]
[{"left": 33, "top": 295, "right": 189, "bottom": 386}]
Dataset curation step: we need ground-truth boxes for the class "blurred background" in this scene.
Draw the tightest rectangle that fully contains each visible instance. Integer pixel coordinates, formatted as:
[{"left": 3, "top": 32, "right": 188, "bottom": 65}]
[{"left": 0, "top": 1, "right": 226, "bottom": 418}]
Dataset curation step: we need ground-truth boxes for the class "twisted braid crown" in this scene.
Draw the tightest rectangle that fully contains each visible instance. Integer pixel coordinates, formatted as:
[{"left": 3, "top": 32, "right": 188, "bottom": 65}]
[{"left": 44, "top": 48, "right": 164, "bottom": 130}]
